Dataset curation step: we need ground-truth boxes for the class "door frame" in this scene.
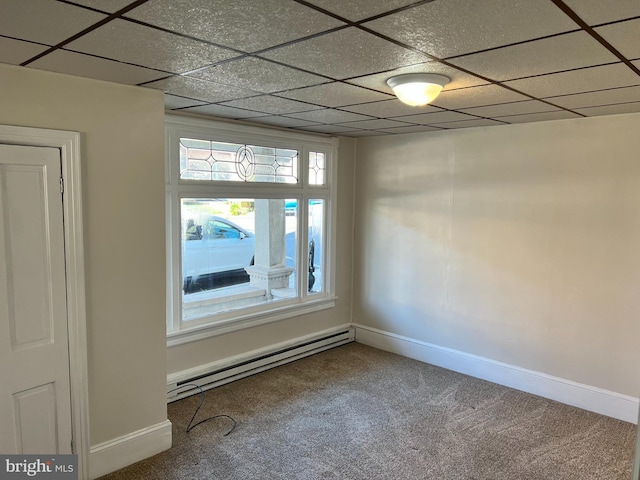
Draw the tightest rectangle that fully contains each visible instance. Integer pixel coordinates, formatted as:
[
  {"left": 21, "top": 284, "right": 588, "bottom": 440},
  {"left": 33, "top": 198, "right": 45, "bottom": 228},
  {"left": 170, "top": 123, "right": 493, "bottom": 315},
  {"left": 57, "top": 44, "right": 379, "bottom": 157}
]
[{"left": 0, "top": 125, "right": 89, "bottom": 479}]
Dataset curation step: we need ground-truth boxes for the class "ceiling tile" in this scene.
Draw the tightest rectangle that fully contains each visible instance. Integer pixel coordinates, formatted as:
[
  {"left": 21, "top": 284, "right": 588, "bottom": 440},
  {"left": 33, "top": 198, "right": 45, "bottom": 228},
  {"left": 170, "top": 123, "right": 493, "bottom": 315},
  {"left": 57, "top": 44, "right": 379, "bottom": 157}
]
[
  {"left": 286, "top": 109, "right": 373, "bottom": 124},
  {"left": 377, "top": 125, "right": 443, "bottom": 134},
  {"left": 1, "top": 0, "right": 106, "bottom": 46},
  {"left": 245, "top": 116, "right": 320, "bottom": 128},
  {"left": 544, "top": 85, "right": 640, "bottom": 109},
  {"left": 145, "top": 75, "right": 259, "bottom": 102},
  {"left": 595, "top": 19, "right": 640, "bottom": 61},
  {"left": 345, "top": 61, "right": 489, "bottom": 94},
  {"left": 125, "top": 0, "right": 344, "bottom": 52},
  {"left": 0, "top": 37, "right": 49, "bottom": 65},
  {"left": 503, "top": 63, "right": 640, "bottom": 98},
  {"left": 498, "top": 111, "right": 583, "bottom": 123},
  {"left": 393, "top": 111, "right": 479, "bottom": 125},
  {"left": 341, "top": 99, "right": 443, "bottom": 118},
  {"left": 177, "top": 104, "right": 264, "bottom": 119},
  {"left": 220, "top": 95, "right": 323, "bottom": 115},
  {"left": 28, "top": 50, "right": 167, "bottom": 84},
  {"left": 188, "top": 57, "right": 328, "bottom": 93},
  {"left": 431, "top": 84, "right": 530, "bottom": 110},
  {"left": 448, "top": 32, "right": 618, "bottom": 82},
  {"left": 363, "top": 0, "right": 577, "bottom": 59},
  {"left": 301, "top": 124, "right": 361, "bottom": 134},
  {"left": 459, "top": 100, "right": 561, "bottom": 117},
  {"left": 66, "top": 19, "right": 239, "bottom": 74},
  {"left": 303, "top": 0, "right": 423, "bottom": 22},
  {"left": 68, "top": 0, "right": 136, "bottom": 13},
  {"left": 434, "top": 118, "right": 507, "bottom": 129},
  {"left": 562, "top": 0, "right": 640, "bottom": 26},
  {"left": 574, "top": 102, "right": 640, "bottom": 116},
  {"left": 345, "top": 130, "right": 390, "bottom": 137},
  {"left": 277, "top": 82, "right": 392, "bottom": 107},
  {"left": 336, "top": 118, "right": 413, "bottom": 129},
  {"left": 164, "top": 94, "right": 207, "bottom": 109},
  {"left": 259, "top": 27, "right": 430, "bottom": 80}
]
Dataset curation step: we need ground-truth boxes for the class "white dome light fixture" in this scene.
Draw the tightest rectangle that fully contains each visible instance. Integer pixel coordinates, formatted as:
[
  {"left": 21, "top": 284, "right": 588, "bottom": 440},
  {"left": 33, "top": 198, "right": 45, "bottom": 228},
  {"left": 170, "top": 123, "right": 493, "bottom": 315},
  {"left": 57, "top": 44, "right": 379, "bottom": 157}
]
[{"left": 386, "top": 73, "right": 450, "bottom": 106}]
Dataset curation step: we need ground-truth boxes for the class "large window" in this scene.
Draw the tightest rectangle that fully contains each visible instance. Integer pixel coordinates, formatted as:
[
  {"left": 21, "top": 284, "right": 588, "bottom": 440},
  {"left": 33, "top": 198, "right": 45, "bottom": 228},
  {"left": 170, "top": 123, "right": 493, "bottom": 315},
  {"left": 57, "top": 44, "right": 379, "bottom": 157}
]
[{"left": 166, "top": 115, "right": 337, "bottom": 344}]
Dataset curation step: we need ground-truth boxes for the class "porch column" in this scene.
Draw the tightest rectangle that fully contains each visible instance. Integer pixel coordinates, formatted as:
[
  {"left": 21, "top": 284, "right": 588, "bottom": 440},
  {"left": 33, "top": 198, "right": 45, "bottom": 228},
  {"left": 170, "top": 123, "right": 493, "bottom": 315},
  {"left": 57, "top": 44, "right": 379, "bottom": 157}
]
[{"left": 245, "top": 199, "right": 293, "bottom": 298}]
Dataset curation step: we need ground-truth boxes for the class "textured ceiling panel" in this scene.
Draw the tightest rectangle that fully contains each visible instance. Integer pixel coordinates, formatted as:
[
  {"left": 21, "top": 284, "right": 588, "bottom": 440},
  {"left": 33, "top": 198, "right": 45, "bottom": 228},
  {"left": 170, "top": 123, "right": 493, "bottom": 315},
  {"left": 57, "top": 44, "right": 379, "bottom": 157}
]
[
  {"left": 0, "top": 37, "right": 49, "bottom": 65},
  {"left": 340, "top": 99, "right": 443, "bottom": 118},
  {"left": 125, "top": 0, "right": 344, "bottom": 52},
  {"left": 220, "top": 95, "right": 323, "bottom": 115},
  {"left": 29, "top": 49, "right": 167, "bottom": 84},
  {"left": 393, "top": 111, "right": 480, "bottom": 125},
  {"left": 336, "top": 118, "right": 415, "bottom": 130},
  {"left": 595, "top": 19, "right": 640, "bottom": 61},
  {"left": 145, "top": 76, "right": 259, "bottom": 102},
  {"left": 303, "top": 0, "right": 422, "bottom": 22},
  {"left": 448, "top": 32, "right": 618, "bottom": 82},
  {"left": 434, "top": 118, "right": 507, "bottom": 129},
  {"left": 498, "top": 111, "right": 582, "bottom": 123},
  {"left": 67, "top": 19, "right": 239, "bottom": 74},
  {"left": 562, "top": 0, "right": 640, "bottom": 25},
  {"left": 458, "top": 100, "right": 562, "bottom": 118},
  {"left": 286, "top": 109, "right": 373, "bottom": 124},
  {"left": 504, "top": 63, "right": 640, "bottom": 99},
  {"left": 277, "top": 82, "right": 392, "bottom": 107},
  {"left": 2, "top": 0, "right": 640, "bottom": 137},
  {"left": 431, "top": 84, "right": 531, "bottom": 110},
  {"left": 260, "top": 27, "right": 430, "bottom": 80},
  {"left": 545, "top": 85, "right": 640, "bottom": 110},
  {"left": 1, "top": 0, "right": 105, "bottom": 46},
  {"left": 178, "top": 103, "right": 266, "bottom": 119},
  {"left": 68, "top": 0, "right": 137, "bottom": 13},
  {"left": 188, "top": 57, "right": 329, "bottom": 93},
  {"left": 363, "top": 0, "right": 578, "bottom": 59}
]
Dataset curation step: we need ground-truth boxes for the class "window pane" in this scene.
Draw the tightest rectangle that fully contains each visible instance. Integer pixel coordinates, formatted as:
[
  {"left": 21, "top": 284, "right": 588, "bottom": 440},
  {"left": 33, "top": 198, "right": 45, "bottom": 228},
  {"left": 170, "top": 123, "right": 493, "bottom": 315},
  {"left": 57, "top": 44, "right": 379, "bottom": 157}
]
[
  {"left": 181, "top": 198, "right": 297, "bottom": 321},
  {"left": 180, "top": 138, "right": 298, "bottom": 184},
  {"left": 308, "top": 151, "right": 326, "bottom": 186},
  {"left": 308, "top": 199, "right": 324, "bottom": 294}
]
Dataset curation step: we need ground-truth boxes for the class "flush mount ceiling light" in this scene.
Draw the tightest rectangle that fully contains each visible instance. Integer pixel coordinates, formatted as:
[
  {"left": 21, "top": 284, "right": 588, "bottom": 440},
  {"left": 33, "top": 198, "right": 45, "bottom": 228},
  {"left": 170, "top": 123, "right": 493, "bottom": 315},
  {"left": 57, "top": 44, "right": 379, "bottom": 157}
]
[{"left": 386, "top": 73, "right": 450, "bottom": 106}]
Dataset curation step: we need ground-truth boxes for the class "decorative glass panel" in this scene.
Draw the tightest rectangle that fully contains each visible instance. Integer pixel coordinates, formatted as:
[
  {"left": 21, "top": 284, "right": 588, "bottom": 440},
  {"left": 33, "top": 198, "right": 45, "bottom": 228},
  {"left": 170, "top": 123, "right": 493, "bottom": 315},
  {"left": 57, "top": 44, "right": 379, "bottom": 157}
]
[
  {"left": 180, "top": 138, "right": 298, "bottom": 183},
  {"left": 308, "top": 151, "right": 326, "bottom": 186}
]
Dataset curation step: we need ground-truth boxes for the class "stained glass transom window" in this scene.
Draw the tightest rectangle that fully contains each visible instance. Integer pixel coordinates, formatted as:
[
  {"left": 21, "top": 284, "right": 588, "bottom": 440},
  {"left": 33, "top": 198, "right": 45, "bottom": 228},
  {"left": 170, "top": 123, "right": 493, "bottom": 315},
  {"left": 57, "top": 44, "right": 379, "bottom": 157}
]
[
  {"left": 308, "top": 151, "right": 326, "bottom": 186},
  {"left": 180, "top": 138, "right": 298, "bottom": 184}
]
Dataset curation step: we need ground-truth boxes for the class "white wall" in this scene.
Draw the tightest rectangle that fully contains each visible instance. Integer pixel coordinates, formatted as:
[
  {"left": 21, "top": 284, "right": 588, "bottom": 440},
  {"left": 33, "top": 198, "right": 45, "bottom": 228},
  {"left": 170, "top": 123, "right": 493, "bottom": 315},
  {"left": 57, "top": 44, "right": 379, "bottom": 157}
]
[
  {"left": 354, "top": 113, "right": 640, "bottom": 398},
  {"left": 0, "top": 64, "right": 168, "bottom": 446},
  {"left": 167, "top": 135, "right": 356, "bottom": 375}
]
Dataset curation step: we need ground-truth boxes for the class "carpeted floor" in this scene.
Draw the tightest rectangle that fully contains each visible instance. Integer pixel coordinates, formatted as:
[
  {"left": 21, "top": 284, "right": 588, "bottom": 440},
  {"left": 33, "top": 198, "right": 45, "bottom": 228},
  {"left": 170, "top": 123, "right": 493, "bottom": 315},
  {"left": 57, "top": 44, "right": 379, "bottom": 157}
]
[{"left": 99, "top": 343, "right": 636, "bottom": 479}]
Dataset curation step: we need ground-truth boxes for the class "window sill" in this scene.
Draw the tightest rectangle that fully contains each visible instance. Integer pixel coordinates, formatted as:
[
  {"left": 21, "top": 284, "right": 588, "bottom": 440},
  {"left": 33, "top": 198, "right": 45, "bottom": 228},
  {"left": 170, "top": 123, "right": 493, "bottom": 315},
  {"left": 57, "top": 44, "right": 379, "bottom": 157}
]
[{"left": 167, "top": 295, "right": 337, "bottom": 347}]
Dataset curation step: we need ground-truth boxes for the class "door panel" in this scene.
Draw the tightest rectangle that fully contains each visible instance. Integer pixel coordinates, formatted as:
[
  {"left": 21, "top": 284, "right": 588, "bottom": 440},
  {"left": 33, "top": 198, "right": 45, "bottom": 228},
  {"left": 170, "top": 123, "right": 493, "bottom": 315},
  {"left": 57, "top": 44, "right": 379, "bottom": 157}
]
[{"left": 0, "top": 145, "right": 72, "bottom": 454}]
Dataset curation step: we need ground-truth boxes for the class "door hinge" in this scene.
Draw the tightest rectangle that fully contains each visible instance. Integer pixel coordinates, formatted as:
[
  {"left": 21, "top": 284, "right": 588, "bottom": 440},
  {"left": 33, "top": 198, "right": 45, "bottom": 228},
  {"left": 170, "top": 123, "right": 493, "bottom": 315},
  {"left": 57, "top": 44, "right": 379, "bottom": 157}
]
[{"left": 60, "top": 177, "right": 64, "bottom": 194}]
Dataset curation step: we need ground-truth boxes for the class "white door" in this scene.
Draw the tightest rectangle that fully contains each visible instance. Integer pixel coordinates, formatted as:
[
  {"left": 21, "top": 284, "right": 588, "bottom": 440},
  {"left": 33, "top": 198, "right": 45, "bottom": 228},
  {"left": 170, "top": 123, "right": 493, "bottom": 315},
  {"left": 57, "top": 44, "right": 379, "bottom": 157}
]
[{"left": 0, "top": 144, "right": 73, "bottom": 454}]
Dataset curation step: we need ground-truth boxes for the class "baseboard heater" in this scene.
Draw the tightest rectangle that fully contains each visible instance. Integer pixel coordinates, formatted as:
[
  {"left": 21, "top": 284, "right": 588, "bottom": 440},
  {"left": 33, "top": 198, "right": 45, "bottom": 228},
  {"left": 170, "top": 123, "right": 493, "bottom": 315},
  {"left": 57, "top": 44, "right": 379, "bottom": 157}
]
[{"left": 167, "top": 327, "right": 355, "bottom": 402}]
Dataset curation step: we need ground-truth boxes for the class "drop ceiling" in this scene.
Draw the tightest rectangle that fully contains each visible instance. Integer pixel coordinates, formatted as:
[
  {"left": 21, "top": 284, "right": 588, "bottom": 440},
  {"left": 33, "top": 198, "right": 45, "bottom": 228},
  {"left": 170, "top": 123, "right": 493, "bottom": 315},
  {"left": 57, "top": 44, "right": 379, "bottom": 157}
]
[{"left": 2, "top": 0, "right": 639, "bottom": 137}]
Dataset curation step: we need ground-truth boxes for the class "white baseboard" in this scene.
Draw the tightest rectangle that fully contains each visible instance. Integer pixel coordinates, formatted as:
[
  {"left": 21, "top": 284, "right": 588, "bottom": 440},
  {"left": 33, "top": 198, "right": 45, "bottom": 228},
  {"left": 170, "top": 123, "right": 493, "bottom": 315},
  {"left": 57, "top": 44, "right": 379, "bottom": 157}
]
[
  {"left": 89, "top": 420, "right": 172, "bottom": 479},
  {"left": 353, "top": 324, "right": 639, "bottom": 424}
]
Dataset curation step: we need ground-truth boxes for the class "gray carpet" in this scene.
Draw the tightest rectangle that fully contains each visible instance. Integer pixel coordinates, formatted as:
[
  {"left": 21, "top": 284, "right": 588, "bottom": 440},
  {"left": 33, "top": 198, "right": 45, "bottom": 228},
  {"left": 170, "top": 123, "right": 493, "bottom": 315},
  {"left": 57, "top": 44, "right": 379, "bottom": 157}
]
[{"left": 99, "top": 343, "right": 636, "bottom": 479}]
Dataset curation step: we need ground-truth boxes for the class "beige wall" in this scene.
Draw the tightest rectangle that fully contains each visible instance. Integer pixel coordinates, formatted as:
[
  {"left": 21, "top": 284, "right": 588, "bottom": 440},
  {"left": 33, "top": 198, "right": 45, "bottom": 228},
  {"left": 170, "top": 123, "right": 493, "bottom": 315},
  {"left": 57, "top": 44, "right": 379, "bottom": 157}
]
[
  {"left": 167, "top": 136, "right": 356, "bottom": 374},
  {"left": 0, "top": 64, "right": 167, "bottom": 445},
  {"left": 354, "top": 113, "right": 640, "bottom": 397}
]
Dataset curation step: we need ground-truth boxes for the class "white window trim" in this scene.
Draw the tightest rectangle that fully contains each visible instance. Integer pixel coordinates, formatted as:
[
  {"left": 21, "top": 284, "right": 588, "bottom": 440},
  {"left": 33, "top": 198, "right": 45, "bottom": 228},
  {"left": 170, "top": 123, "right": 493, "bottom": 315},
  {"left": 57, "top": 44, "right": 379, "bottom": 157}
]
[{"left": 165, "top": 114, "right": 338, "bottom": 345}]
